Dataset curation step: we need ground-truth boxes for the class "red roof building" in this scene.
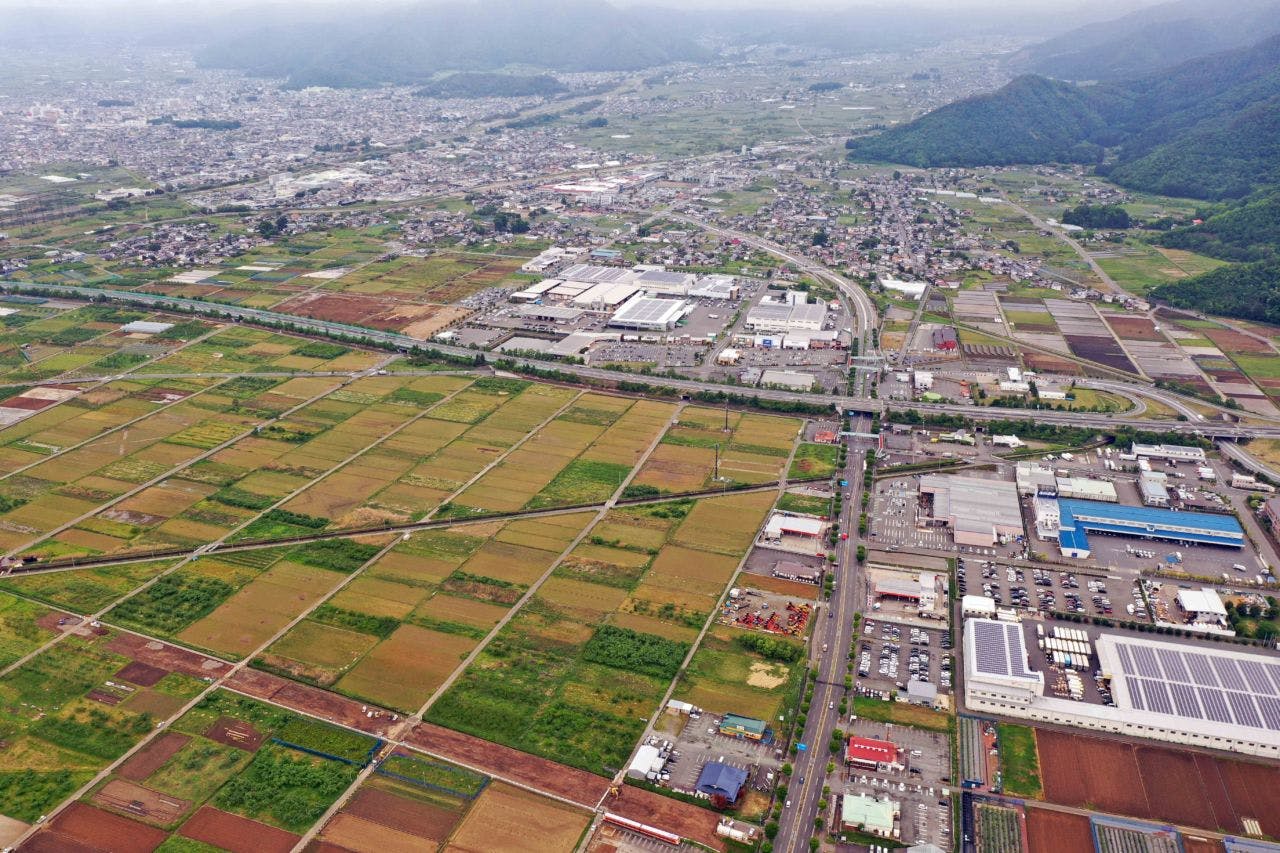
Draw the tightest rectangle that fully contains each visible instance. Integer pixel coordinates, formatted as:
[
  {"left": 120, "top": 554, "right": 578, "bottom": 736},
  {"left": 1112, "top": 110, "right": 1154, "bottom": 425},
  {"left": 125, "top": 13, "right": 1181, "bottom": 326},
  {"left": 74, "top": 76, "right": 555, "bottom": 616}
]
[{"left": 845, "top": 736, "right": 900, "bottom": 768}]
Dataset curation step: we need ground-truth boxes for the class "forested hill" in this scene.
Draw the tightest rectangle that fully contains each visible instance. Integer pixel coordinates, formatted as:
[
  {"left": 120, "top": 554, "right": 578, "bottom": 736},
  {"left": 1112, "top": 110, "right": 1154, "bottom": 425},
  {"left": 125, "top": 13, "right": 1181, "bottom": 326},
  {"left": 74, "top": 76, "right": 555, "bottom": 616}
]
[
  {"left": 846, "top": 31, "right": 1280, "bottom": 326},
  {"left": 195, "top": 0, "right": 710, "bottom": 88},
  {"left": 844, "top": 76, "right": 1109, "bottom": 168},
  {"left": 1010, "top": 0, "right": 1280, "bottom": 81},
  {"left": 846, "top": 34, "right": 1280, "bottom": 203}
]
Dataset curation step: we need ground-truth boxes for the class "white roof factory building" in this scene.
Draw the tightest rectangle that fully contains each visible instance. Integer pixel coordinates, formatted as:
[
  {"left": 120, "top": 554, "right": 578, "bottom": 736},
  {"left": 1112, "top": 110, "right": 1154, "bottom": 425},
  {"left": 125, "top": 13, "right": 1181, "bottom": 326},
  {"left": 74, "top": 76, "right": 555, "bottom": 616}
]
[
  {"left": 1131, "top": 443, "right": 1206, "bottom": 463},
  {"left": 964, "top": 619, "right": 1280, "bottom": 758},
  {"left": 919, "top": 474, "right": 1024, "bottom": 546},
  {"left": 608, "top": 298, "right": 688, "bottom": 331}
]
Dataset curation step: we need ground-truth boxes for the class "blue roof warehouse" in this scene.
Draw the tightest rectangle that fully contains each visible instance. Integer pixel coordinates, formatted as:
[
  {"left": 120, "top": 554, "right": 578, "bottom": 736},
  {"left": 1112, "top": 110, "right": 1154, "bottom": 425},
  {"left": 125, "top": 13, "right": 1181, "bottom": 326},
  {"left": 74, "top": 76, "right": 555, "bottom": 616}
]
[{"left": 1055, "top": 499, "right": 1244, "bottom": 559}]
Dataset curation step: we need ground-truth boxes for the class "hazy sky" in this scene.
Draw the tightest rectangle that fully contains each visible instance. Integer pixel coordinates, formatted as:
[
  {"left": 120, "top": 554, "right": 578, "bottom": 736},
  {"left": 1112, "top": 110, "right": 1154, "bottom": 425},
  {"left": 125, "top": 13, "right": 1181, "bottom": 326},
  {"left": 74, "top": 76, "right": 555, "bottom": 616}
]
[{"left": 0, "top": 0, "right": 1165, "bottom": 8}]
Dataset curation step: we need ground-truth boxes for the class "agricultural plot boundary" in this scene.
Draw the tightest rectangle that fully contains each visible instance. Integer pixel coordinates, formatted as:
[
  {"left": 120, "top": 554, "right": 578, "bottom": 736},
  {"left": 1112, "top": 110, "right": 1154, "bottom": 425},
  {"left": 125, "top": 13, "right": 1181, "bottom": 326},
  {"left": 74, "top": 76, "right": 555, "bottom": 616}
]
[
  {"left": 375, "top": 753, "right": 491, "bottom": 800},
  {"left": 270, "top": 735, "right": 383, "bottom": 768},
  {"left": 8, "top": 478, "right": 797, "bottom": 576}
]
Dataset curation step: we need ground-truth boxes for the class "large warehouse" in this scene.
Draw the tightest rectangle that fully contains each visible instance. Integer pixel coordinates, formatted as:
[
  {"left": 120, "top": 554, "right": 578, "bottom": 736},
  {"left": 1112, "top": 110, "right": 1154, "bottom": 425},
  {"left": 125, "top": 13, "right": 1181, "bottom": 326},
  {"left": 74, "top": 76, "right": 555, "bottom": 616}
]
[
  {"left": 1055, "top": 499, "right": 1244, "bottom": 558},
  {"left": 608, "top": 297, "right": 688, "bottom": 331},
  {"left": 964, "top": 620, "right": 1280, "bottom": 757},
  {"left": 919, "top": 474, "right": 1024, "bottom": 546}
]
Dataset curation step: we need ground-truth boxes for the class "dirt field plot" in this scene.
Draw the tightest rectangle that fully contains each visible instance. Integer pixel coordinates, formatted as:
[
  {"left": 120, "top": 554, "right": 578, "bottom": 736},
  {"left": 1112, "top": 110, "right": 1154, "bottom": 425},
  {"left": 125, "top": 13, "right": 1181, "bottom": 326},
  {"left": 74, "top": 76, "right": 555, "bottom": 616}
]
[
  {"left": 320, "top": 812, "right": 436, "bottom": 853},
  {"left": 606, "top": 784, "right": 728, "bottom": 851},
  {"left": 92, "top": 777, "right": 190, "bottom": 825},
  {"left": 117, "top": 732, "right": 191, "bottom": 781},
  {"left": 1037, "top": 729, "right": 1280, "bottom": 836},
  {"left": 206, "top": 716, "right": 266, "bottom": 751},
  {"left": 346, "top": 782, "right": 465, "bottom": 841},
  {"left": 445, "top": 782, "right": 590, "bottom": 853},
  {"left": 1106, "top": 315, "right": 1166, "bottom": 341},
  {"left": 1025, "top": 807, "right": 1093, "bottom": 853},
  {"left": 1204, "top": 328, "right": 1274, "bottom": 355},
  {"left": 30, "top": 802, "right": 168, "bottom": 853},
  {"left": 180, "top": 805, "right": 301, "bottom": 853}
]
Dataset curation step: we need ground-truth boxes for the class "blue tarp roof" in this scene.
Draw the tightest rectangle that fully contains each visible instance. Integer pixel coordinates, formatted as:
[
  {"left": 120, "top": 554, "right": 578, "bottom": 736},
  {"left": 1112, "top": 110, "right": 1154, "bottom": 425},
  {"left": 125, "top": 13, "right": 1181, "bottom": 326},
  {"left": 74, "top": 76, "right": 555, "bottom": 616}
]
[
  {"left": 1058, "top": 499, "right": 1244, "bottom": 534},
  {"left": 1057, "top": 499, "right": 1244, "bottom": 554},
  {"left": 695, "top": 762, "right": 749, "bottom": 801}
]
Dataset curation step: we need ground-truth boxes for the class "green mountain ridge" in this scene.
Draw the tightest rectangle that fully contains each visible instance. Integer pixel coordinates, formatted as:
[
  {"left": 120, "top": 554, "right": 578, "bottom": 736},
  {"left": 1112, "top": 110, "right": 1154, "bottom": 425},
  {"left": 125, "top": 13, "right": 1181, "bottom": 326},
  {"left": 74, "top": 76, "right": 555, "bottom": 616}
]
[
  {"left": 847, "top": 34, "right": 1280, "bottom": 204},
  {"left": 847, "top": 32, "right": 1280, "bottom": 325}
]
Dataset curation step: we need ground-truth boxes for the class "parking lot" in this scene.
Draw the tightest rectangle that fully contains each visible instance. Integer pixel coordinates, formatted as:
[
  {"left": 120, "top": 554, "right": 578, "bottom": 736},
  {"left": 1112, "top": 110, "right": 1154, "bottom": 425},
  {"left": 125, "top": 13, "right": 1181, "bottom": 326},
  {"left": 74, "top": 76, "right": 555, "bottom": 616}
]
[
  {"left": 653, "top": 713, "right": 781, "bottom": 800},
  {"left": 856, "top": 619, "right": 954, "bottom": 696},
  {"left": 868, "top": 479, "right": 951, "bottom": 552},
  {"left": 957, "top": 557, "right": 1140, "bottom": 621},
  {"left": 834, "top": 720, "right": 953, "bottom": 849}
]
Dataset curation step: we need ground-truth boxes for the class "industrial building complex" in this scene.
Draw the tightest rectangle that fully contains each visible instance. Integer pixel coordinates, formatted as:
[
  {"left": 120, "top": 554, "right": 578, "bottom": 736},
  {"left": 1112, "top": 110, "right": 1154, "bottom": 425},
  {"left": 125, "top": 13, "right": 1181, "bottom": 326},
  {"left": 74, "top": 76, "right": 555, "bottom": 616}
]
[
  {"left": 1052, "top": 499, "right": 1245, "bottom": 558},
  {"left": 964, "top": 618, "right": 1280, "bottom": 758},
  {"left": 918, "top": 474, "right": 1023, "bottom": 546}
]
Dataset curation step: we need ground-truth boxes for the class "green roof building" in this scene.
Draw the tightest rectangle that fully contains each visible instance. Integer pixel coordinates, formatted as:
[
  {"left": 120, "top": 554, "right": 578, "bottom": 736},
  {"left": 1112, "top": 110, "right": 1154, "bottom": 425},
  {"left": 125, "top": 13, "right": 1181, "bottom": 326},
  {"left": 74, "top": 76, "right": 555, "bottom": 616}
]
[
  {"left": 840, "top": 793, "right": 898, "bottom": 837},
  {"left": 718, "top": 713, "right": 767, "bottom": 741}
]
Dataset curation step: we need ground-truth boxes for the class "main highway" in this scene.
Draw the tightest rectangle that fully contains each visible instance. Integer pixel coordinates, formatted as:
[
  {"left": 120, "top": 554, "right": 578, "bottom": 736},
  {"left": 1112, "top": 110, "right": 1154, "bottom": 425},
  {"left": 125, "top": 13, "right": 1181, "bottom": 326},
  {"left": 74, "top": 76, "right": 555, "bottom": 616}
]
[
  {"left": 774, "top": 415, "right": 873, "bottom": 851},
  {"left": 8, "top": 280, "right": 1278, "bottom": 443}
]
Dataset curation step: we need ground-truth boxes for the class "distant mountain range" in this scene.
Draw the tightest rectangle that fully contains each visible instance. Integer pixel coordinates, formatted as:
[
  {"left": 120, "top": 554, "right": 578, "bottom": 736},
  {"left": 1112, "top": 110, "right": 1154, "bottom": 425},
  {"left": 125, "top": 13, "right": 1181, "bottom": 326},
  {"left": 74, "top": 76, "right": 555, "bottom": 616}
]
[
  {"left": 194, "top": 0, "right": 710, "bottom": 88},
  {"left": 846, "top": 34, "right": 1280, "bottom": 203},
  {"left": 1011, "top": 0, "right": 1280, "bottom": 81}
]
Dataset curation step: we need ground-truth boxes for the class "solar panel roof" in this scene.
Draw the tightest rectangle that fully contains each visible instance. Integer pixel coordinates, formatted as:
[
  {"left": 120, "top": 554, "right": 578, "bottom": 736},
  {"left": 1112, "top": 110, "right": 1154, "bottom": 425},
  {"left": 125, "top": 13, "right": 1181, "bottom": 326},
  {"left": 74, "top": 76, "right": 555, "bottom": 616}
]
[{"left": 1105, "top": 636, "right": 1280, "bottom": 732}]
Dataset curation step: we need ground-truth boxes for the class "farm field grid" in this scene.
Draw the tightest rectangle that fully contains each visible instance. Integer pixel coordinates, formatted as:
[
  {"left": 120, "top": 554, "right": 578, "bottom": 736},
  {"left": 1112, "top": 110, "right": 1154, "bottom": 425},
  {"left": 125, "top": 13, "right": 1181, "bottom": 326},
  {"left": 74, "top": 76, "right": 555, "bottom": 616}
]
[{"left": 0, "top": 323, "right": 820, "bottom": 850}]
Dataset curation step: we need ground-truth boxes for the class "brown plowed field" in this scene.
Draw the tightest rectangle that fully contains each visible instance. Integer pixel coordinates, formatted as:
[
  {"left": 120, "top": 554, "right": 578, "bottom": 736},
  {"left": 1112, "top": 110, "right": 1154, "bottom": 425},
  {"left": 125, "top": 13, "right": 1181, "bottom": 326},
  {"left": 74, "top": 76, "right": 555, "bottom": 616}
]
[
  {"left": 305, "top": 841, "right": 358, "bottom": 853},
  {"left": 321, "top": 813, "right": 432, "bottom": 853},
  {"left": 1037, "top": 730, "right": 1280, "bottom": 836},
  {"left": 205, "top": 715, "right": 264, "bottom": 751},
  {"left": 607, "top": 787, "right": 727, "bottom": 851},
  {"left": 1184, "top": 838, "right": 1225, "bottom": 853},
  {"left": 116, "top": 661, "right": 167, "bottom": 687},
  {"left": 1065, "top": 334, "right": 1138, "bottom": 374},
  {"left": 118, "top": 732, "right": 191, "bottom": 781},
  {"left": 32, "top": 803, "right": 167, "bottom": 853},
  {"left": 225, "top": 669, "right": 396, "bottom": 736},
  {"left": 1106, "top": 316, "right": 1165, "bottom": 341},
  {"left": 92, "top": 779, "right": 190, "bottom": 825},
  {"left": 407, "top": 722, "right": 609, "bottom": 807},
  {"left": 1025, "top": 808, "right": 1093, "bottom": 853},
  {"left": 105, "top": 632, "right": 228, "bottom": 679},
  {"left": 1135, "top": 746, "right": 1216, "bottom": 829},
  {"left": 1038, "top": 730, "right": 1150, "bottom": 817},
  {"left": 345, "top": 787, "right": 460, "bottom": 840},
  {"left": 35, "top": 611, "right": 78, "bottom": 631},
  {"left": 1205, "top": 328, "right": 1273, "bottom": 355},
  {"left": 1022, "top": 353, "right": 1082, "bottom": 375},
  {"left": 179, "top": 806, "right": 299, "bottom": 853}
]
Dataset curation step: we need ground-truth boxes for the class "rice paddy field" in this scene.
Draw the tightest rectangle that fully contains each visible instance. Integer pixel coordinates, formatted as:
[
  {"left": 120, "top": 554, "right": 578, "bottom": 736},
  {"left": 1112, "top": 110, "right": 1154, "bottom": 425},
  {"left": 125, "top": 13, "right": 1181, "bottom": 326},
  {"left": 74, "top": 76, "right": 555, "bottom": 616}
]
[
  {"left": 0, "top": 326, "right": 821, "bottom": 843},
  {"left": 425, "top": 489, "right": 777, "bottom": 776},
  {"left": 256, "top": 512, "right": 595, "bottom": 712},
  {"left": 631, "top": 406, "right": 801, "bottom": 493}
]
